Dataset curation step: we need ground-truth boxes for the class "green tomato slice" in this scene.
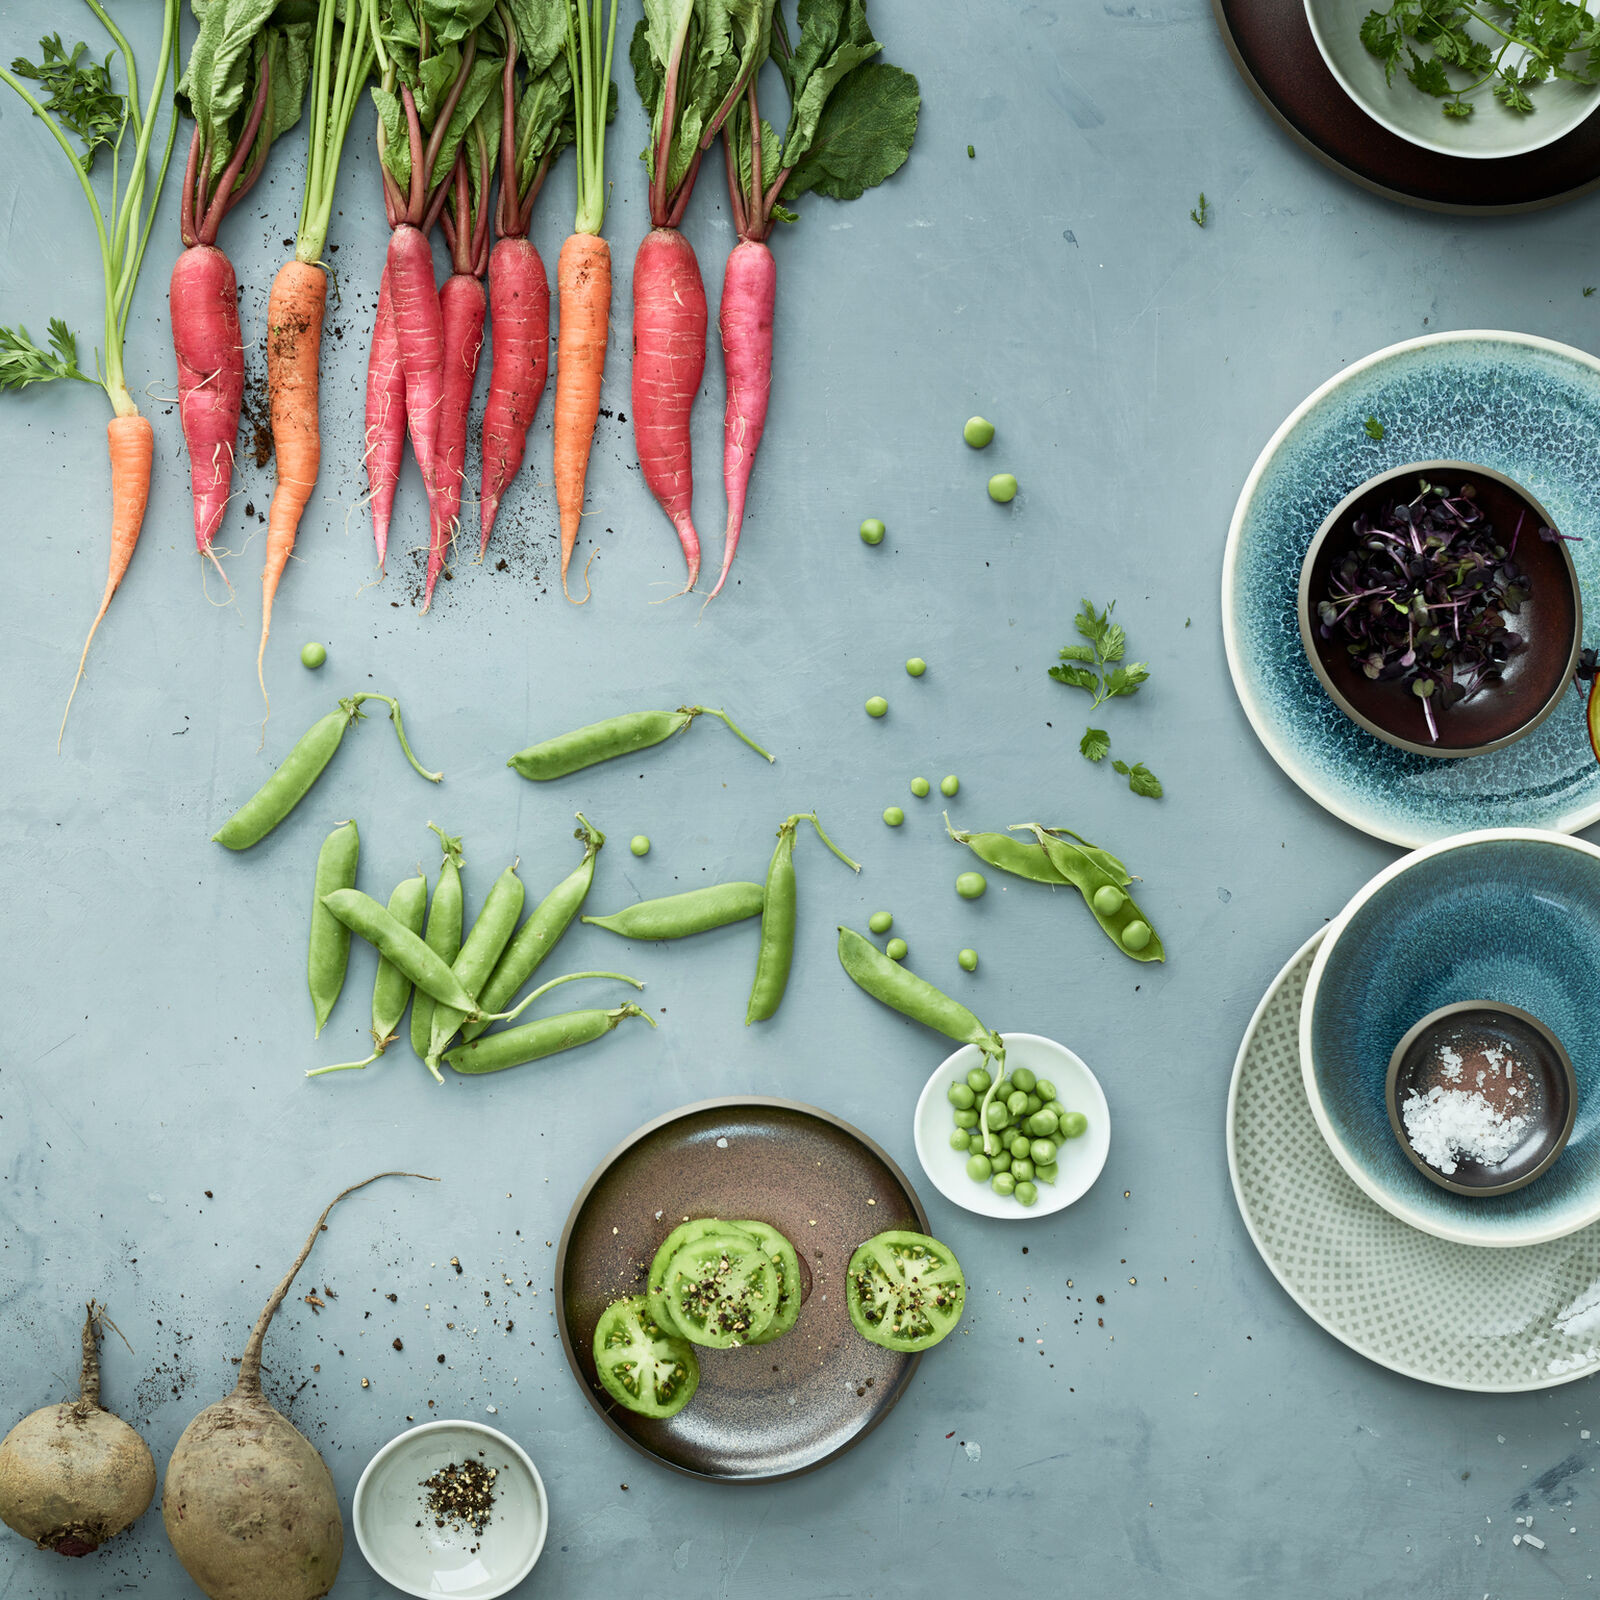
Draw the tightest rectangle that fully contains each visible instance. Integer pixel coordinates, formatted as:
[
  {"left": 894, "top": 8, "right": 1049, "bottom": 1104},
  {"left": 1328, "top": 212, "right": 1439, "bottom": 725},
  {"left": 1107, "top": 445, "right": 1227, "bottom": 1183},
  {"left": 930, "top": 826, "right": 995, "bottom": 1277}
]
[
  {"left": 846, "top": 1230, "right": 966, "bottom": 1353},
  {"left": 733, "top": 1220, "right": 804, "bottom": 1345},
  {"left": 646, "top": 1219, "right": 759, "bottom": 1336},
  {"left": 661, "top": 1229, "right": 780, "bottom": 1348},
  {"left": 592, "top": 1295, "right": 700, "bottom": 1419}
]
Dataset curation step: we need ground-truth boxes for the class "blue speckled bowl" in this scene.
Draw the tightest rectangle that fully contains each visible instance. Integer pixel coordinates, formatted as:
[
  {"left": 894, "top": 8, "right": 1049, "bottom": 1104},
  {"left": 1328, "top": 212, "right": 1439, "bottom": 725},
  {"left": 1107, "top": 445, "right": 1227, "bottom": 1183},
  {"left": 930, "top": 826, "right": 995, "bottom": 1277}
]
[
  {"left": 1224, "top": 332, "right": 1600, "bottom": 847},
  {"left": 1302, "top": 830, "right": 1600, "bottom": 1246}
]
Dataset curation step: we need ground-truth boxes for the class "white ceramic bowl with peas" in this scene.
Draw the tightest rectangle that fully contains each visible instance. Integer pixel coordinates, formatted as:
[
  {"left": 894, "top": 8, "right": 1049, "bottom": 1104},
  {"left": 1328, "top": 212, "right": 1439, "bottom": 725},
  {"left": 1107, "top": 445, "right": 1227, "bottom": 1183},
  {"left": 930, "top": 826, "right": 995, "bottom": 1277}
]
[{"left": 913, "top": 1035, "right": 1110, "bottom": 1218}]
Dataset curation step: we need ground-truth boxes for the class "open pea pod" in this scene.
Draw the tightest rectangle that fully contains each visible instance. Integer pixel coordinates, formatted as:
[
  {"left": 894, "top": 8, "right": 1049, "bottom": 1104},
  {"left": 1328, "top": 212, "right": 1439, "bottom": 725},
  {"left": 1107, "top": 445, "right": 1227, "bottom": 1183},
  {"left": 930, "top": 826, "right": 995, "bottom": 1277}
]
[
  {"left": 944, "top": 814, "right": 1130, "bottom": 889},
  {"left": 1018, "top": 825, "right": 1163, "bottom": 963}
]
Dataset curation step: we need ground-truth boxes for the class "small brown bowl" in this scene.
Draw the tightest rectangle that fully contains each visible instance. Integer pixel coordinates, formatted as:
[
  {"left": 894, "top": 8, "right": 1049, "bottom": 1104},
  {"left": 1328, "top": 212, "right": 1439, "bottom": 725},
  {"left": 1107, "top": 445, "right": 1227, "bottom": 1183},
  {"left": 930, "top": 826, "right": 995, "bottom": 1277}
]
[
  {"left": 1385, "top": 1001, "right": 1577, "bottom": 1196},
  {"left": 1298, "top": 461, "right": 1581, "bottom": 757}
]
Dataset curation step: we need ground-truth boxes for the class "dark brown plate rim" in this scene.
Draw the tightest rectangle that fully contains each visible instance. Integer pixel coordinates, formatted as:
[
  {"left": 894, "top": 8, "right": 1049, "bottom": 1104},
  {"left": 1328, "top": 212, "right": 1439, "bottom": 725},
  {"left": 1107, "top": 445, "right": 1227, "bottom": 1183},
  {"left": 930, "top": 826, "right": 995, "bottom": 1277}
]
[
  {"left": 1212, "top": 0, "right": 1600, "bottom": 214},
  {"left": 554, "top": 1095, "right": 931, "bottom": 1485}
]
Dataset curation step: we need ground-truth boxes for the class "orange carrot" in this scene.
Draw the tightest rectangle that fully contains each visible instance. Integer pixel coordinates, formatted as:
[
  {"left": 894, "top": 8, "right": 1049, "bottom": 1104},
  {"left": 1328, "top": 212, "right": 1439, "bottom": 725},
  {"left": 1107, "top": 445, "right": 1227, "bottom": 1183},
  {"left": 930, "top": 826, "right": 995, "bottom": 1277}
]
[
  {"left": 258, "top": 260, "right": 327, "bottom": 704},
  {"left": 553, "top": 231, "right": 611, "bottom": 600},
  {"left": 58, "top": 415, "right": 156, "bottom": 740},
  {"left": 553, "top": 0, "right": 620, "bottom": 604}
]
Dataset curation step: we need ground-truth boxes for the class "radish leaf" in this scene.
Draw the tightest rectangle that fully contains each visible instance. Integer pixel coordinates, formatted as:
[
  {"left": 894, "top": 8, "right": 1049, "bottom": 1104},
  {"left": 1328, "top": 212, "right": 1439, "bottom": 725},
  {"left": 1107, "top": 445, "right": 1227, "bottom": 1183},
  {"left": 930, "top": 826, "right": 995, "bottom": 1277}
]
[{"left": 779, "top": 59, "right": 917, "bottom": 202}]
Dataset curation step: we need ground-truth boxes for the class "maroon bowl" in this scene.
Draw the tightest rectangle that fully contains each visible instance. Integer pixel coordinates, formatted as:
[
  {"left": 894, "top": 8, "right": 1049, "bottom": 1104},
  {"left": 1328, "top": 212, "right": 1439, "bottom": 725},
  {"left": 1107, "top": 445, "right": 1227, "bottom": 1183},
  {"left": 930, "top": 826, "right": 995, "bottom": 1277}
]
[{"left": 1297, "top": 460, "right": 1582, "bottom": 757}]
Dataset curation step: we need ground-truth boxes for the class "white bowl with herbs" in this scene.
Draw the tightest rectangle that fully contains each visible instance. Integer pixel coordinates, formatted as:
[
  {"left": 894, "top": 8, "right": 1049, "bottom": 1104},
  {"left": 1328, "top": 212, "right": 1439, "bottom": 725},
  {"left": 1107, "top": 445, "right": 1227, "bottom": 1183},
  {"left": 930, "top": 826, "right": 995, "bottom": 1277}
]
[{"left": 1305, "top": 0, "right": 1600, "bottom": 159}]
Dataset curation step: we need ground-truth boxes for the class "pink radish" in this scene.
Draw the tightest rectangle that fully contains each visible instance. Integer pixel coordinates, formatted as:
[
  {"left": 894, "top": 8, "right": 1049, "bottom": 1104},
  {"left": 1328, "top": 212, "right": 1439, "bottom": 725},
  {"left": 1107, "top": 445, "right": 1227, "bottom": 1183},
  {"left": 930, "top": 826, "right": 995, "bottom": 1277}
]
[
  {"left": 479, "top": 237, "right": 549, "bottom": 552},
  {"left": 386, "top": 220, "right": 445, "bottom": 487},
  {"left": 363, "top": 265, "right": 405, "bottom": 567},
  {"left": 425, "top": 272, "right": 486, "bottom": 607},
  {"left": 712, "top": 236, "right": 774, "bottom": 598}
]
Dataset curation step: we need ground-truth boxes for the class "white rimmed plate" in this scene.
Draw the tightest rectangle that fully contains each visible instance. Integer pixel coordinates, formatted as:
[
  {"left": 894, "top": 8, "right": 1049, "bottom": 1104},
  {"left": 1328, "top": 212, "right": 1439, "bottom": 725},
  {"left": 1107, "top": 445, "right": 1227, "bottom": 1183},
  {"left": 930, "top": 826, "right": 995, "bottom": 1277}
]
[
  {"left": 1229, "top": 927, "right": 1600, "bottom": 1391},
  {"left": 914, "top": 1033, "right": 1110, "bottom": 1219}
]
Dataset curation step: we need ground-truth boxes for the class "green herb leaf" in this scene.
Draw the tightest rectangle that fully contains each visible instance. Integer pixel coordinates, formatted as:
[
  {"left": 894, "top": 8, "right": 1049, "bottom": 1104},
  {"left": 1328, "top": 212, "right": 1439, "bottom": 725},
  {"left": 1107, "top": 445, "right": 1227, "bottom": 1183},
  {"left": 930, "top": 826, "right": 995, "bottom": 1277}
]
[
  {"left": 1098, "top": 622, "right": 1127, "bottom": 663},
  {"left": 1049, "top": 663, "right": 1101, "bottom": 694},
  {"left": 0, "top": 318, "right": 91, "bottom": 390},
  {"left": 1080, "top": 727, "right": 1110, "bottom": 763},
  {"left": 1406, "top": 51, "right": 1452, "bottom": 96},
  {"left": 1102, "top": 663, "right": 1150, "bottom": 699},
  {"left": 10, "top": 33, "right": 124, "bottom": 172},
  {"left": 1055, "top": 644, "right": 1097, "bottom": 663},
  {"left": 1074, "top": 597, "right": 1113, "bottom": 651},
  {"left": 1364, "top": 415, "right": 1385, "bottom": 440},
  {"left": 1112, "top": 760, "right": 1163, "bottom": 799},
  {"left": 1189, "top": 191, "right": 1208, "bottom": 227}
]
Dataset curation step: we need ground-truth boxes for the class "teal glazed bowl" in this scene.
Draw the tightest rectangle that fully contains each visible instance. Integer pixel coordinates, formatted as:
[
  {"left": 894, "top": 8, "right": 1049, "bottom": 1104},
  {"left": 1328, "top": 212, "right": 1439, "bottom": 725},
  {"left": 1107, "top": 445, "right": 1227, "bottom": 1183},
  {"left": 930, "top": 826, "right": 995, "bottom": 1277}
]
[{"left": 1301, "top": 829, "right": 1600, "bottom": 1246}]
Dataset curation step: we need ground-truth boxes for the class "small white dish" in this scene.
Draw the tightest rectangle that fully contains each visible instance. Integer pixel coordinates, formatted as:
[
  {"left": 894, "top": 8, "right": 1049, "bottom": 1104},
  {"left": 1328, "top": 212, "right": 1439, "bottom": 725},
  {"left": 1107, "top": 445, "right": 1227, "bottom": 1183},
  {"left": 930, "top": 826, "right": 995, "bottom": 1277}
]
[
  {"left": 914, "top": 1033, "right": 1110, "bottom": 1218},
  {"left": 353, "top": 1419, "right": 548, "bottom": 1599},
  {"left": 1305, "top": 0, "right": 1600, "bottom": 159}
]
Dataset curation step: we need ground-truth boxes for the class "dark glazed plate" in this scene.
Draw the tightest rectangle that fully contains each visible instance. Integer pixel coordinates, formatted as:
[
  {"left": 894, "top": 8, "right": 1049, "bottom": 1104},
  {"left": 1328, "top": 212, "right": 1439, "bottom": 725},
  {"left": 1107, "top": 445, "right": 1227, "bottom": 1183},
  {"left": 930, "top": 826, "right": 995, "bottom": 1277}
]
[
  {"left": 556, "top": 1097, "right": 930, "bottom": 1482},
  {"left": 1213, "top": 0, "right": 1600, "bottom": 212},
  {"left": 1297, "top": 461, "right": 1581, "bottom": 757}
]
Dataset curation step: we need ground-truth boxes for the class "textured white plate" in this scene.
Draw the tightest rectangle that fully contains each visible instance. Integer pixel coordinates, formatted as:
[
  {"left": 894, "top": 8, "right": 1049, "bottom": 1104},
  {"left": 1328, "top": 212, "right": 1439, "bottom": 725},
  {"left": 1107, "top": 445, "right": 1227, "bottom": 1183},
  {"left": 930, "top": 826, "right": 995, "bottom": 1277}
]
[
  {"left": 1228, "top": 928, "right": 1600, "bottom": 1390},
  {"left": 353, "top": 1419, "right": 548, "bottom": 1598},
  {"left": 914, "top": 1033, "right": 1110, "bottom": 1219}
]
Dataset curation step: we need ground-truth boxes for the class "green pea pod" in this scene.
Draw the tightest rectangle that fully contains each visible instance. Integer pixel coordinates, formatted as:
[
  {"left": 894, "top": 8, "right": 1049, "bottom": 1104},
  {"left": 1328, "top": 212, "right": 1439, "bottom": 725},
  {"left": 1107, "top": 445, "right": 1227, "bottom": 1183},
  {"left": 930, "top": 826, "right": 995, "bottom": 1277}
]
[
  {"left": 213, "top": 695, "right": 441, "bottom": 850},
  {"left": 507, "top": 705, "right": 773, "bottom": 780},
  {"left": 308, "top": 821, "right": 360, "bottom": 1036},
  {"left": 747, "top": 813, "right": 860, "bottom": 1025},
  {"left": 309, "top": 872, "right": 427, "bottom": 1076},
  {"left": 583, "top": 882, "right": 766, "bottom": 939},
  {"left": 412, "top": 825, "right": 465, "bottom": 1062},
  {"left": 445, "top": 1004, "right": 656, "bottom": 1075},
  {"left": 463, "top": 814, "right": 605, "bottom": 1043},
  {"left": 425, "top": 863, "right": 527, "bottom": 1077},
  {"left": 1029, "top": 826, "right": 1132, "bottom": 888},
  {"left": 945, "top": 815, "right": 1068, "bottom": 885},
  {"left": 320, "top": 888, "right": 483, "bottom": 1015},
  {"left": 836, "top": 927, "right": 1004, "bottom": 1059},
  {"left": 1023, "top": 825, "right": 1165, "bottom": 963}
]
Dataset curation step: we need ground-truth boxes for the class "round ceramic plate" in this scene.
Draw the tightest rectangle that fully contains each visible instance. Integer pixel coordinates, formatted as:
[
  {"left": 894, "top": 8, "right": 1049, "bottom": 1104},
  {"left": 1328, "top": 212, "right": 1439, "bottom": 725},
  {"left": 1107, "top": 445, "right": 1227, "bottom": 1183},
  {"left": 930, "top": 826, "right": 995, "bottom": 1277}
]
[
  {"left": 556, "top": 1097, "right": 930, "bottom": 1482},
  {"left": 1214, "top": 0, "right": 1600, "bottom": 211},
  {"left": 1222, "top": 330, "right": 1600, "bottom": 848},
  {"left": 1228, "top": 927, "right": 1600, "bottom": 1391}
]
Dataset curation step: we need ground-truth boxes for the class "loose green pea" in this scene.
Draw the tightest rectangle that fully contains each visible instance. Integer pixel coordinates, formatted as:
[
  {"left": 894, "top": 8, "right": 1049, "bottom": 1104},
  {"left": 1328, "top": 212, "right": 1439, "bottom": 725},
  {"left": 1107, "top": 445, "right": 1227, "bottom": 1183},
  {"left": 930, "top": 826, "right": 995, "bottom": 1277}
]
[
  {"left": 883, "top": 806, "right": 905, "bottom": 828},
  {"left": 966, "top": 1154, "right": 992, "bottom": 1181},
  {"left": 886, "top": 937, "right": 908, "bottom": 961},
  {"left": 911, "top": 776, "right": 930, "bottom": 798},
  {"left": 1093, "top": 884, "right": 1126, "bottom": 916},
  {"left": 953, "top": 1108, "right": 979, "bottom": 1129},
  {"left": 984, "top": 1101, "right": 1009, "bottom": 1129},
  {"left": 1012, "top": 1157, "right": 1035, "bottom": 1182},
  {"left": 1031, "top": 1138, "right": 1058, "bottom": 1166},
  {"left": 906, "top": 657, "right": 927, "bottom": 677},
  {"left": 940, "top": 775, "right": 960, "bottom": 797},
  {"left": 1060, "top": 1111, "right": 1088, "bottom": 1139},
  {"left": 860, "top": 518, "right": 886, "bottom": 545},
  {"left": 950, "top": 1129, "right": 971, "bottom": 1152},
  {"left": 990, "top": 1150, "right": 1012, "bottom": 1174},
  {"left": 1007, "top": 1132, "right": 1030, "bottom": 1158},
  {"left": 956, "top": 871, "right": 987, "bottom": 900},
  {"left": 991, "top": 1172, "right": 1016, "bottom": 1196},
  {"left": 1015, "top": 1180, "right": 1039, "bottom": 1207},
  {"left": 1028, "top": 1109, "right": 1059, "bottom": 1138},
  {"left": 967, "top": 1066, "right": 992, "bottom": 1093},
  {"left": 1035, "top": 1078, "right": 1058, "bottom": 1102},
  {"left": 958, "top": 948, "right": 978, "bottom": 972},
  {"left": 1122, "top": 920, "right": 1152, "bottom": 952},
  {"left": 963, "top": 416, "right": 995, "bottom": 448},
  {"left": 300, "top": 641, "right": 327, "bottom": 669},
  {"left": 866, "top": 696, "right": 888, "bottom": 718},
  {"left": 1010, "top": 1067, "right": 1037, "bottom": 1094},
  {"left": 1035, "top": 1163, "right": 1058, "bottom": 1186},
  {"left": 630, "top": 835, "right": 651, "bottom": 857},
  {"left": 948, "top": 1082, "right": 975, "bottom": 1110},
  {"left": 1024, "top": 1094, "right": 1042, "bottom": 1116},
  {"left": 988, "top": 473, "right": 1018, "bottom": 503},
  {"left": 868, "top": 911, "right": 894, "bottom": 934}
]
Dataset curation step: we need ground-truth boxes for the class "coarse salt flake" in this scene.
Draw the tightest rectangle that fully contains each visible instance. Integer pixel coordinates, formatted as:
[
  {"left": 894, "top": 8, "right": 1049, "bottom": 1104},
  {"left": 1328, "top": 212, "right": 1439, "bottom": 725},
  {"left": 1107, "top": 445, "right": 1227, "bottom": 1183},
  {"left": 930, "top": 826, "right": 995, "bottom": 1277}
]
[
  {"left": 1525, "top": 1534, "right": 1547, "bottom": 1550},
  {"left": 1402, "top": 1086, "right": 1527, "bottom": 1175}
]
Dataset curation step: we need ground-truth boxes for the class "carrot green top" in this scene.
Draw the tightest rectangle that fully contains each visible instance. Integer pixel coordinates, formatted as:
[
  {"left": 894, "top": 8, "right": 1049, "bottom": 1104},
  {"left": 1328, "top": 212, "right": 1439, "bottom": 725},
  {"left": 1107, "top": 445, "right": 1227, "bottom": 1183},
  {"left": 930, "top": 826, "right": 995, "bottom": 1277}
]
[
  {"left": 0, "top": 2, "right": 181, "bottom": 416},
  {"left": 496, "top": 0, "right": 576, "bottom": 237},
  {"left": 296, "top": 0, "right": 376, "bottom": 263},
  {"left": 566, "top": 0, "right": 619, "bottom": 235}
]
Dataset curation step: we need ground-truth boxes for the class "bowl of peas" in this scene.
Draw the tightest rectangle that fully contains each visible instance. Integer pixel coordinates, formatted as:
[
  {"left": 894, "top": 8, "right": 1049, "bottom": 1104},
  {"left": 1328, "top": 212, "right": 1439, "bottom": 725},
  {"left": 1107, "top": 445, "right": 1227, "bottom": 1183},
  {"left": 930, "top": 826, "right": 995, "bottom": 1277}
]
[{"left": 913, "top": 1034, "right": 1111, "bottom": 1218}]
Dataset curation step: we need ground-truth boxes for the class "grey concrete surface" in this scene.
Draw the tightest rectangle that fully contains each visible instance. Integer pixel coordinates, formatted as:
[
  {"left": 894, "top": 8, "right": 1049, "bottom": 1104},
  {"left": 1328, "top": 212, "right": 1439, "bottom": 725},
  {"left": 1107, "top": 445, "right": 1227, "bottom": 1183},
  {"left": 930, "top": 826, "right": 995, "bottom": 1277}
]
[{"left": 6, "top": 1, "right": 1600, "bottom": 1596}]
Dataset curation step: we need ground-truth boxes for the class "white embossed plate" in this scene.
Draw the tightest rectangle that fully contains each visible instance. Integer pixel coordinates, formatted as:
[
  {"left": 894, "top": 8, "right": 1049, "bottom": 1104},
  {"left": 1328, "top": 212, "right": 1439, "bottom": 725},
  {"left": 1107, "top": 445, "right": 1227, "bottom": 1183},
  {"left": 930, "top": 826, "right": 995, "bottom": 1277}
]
[{"left": 1227, "top": 927, "right": 1600, "bottom": 1390}]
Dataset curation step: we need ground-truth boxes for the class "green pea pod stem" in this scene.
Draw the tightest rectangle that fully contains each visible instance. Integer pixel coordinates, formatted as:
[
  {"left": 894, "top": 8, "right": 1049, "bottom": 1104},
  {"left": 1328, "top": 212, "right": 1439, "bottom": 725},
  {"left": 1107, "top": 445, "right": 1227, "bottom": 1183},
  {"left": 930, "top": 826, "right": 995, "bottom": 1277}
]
[
  {"left": 747, "top": 813, "right": 862, "bottom": 1026},
  {"left": 308, "top": 872, "right": 427, "bottom": 1076},
  {"left": 463, "top": 815, "right": 606, "bottom": 1043},
  {"left": 1021, "top": 825, "right": 1165, "bottom": 963},
  {"left": 308, "top": 821, "right": 361, "bottom": 1037},
  {"left": 212, "top": 694, "right": 440, "bottom": 850},
  {"left": 321, "top": 888, "right": 483, "bottom": 1016},
  {"left": 507, "top": 705, "right": 774, "bottom": 780},
  {"left": 411, "top": 824, "right": 465, "bottom": 1063},
  {"left": 445, "top": 1004, "right": 656, "bottom": 1075},
  {"left": 491, "top": 968, "right": 645, "bottom": 1026},
  {"left": 836, "top": 927, "right": 1005, "bottom": 1064},
  {"left": 583, "top": 882, "right": 767, "bottom": 939},
  {"left": 426, "top": 863, "right": 528, "bottom": 1075}
]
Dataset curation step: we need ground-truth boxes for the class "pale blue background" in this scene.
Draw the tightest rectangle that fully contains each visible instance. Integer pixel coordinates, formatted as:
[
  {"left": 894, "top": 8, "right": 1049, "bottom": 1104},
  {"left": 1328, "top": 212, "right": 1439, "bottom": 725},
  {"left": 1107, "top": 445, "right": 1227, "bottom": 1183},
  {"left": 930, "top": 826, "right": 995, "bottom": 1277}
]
[{"left": 6, "top": 2, "right": 1600, "bottom": 1596}]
